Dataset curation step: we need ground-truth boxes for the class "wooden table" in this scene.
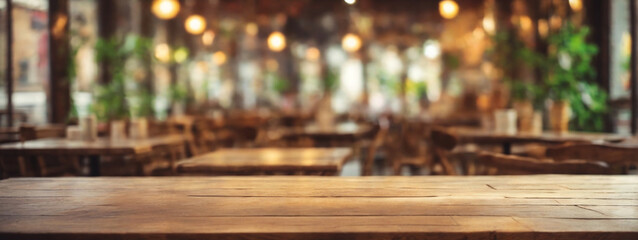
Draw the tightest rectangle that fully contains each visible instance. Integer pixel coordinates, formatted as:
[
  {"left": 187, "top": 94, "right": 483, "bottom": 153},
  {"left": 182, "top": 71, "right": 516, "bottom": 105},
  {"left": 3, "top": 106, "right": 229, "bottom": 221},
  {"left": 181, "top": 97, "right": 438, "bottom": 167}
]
[
  {"left": 0, "top": 135, "right": 185, "bottom": 176},
  {"left": 177, "top": 148, "right": 352, "bottom": 175},
  {"left": 451, "top": 127, "right": 629, "bottom": 154},
  {"left": 1, "top": 175, "right": 637, "bottom": 239},
  {"left": 279, "top": 122, "right": 373, "bottom": 147}
]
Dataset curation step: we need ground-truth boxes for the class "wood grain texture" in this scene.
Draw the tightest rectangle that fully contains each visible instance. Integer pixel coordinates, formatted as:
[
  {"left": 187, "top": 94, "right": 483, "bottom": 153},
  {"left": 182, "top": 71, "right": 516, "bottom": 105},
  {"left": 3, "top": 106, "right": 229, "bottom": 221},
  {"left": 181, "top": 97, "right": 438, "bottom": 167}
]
[
  {"left": 177, "top": 148, "right": 352, "bottom": 175},
  {"left": 450, "top": 127, "right": 628, "bottom": 145},
  {"left": 1, "top": 175, "right": 637, "bottom": 240}
]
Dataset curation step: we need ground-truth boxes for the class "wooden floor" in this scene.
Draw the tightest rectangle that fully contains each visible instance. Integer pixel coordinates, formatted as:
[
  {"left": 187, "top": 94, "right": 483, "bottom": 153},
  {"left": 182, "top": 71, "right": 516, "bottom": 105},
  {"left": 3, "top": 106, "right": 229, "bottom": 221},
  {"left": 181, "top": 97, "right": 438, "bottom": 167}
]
[{"left": 1, "top": 175, "right": 637, "bottom": 239}]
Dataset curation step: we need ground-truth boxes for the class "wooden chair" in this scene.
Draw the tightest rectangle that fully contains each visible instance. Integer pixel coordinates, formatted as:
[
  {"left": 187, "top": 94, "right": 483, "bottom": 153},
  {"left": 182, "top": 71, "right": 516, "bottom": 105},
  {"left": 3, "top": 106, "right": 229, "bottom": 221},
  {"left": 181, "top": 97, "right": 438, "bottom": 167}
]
[
  {"left": 19, "top": 125, "right": 79, "bottom": 177},
  {"left": 430, "top": 128, "right": 459, "bottom": 175},
  {"left": 388, "top": 120, "right": 431, "bottom": 175},
  {"left": 546, "top": 143, "right": 638, "bottom": 173},
  {"left": 362, "top": 118, "right": 389, "bottom": 176},
  {"left": 477, "top": 152, "right": 613, "bottom": 175}
]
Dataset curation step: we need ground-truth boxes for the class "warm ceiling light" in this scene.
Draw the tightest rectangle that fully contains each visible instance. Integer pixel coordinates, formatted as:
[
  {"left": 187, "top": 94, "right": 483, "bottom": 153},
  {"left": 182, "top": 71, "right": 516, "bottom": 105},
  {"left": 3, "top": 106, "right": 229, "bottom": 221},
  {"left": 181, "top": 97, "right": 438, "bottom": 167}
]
[
  {"left": 245, "top": 22, "right": 259, "bottom": 36},
  {"left": 439, "top": 0, "right": 459, "bottom": 20},
  {"left": 538, "top": 19, "right": 549, "bottom": 38},
  {"left": 306, "top": 47, "right": 320, "bottom": 61},
  {"left": 482, "top": 14, "right": 495, "bottom": 35},
  {"left": 151, "top": 0, "right": 180, "bottom": 20},
  {"left": 202, "top": 30, "right": 215, "bottom": 46},
  {"left": 268, "top": 31, "right": 286, "bottom": 52},
  {"left": 342, "top": 33, "right": 362, "bottom": 53},
  {"left": 173, "top": 47, "right": 189, "bottom": 63},
  {"left": 569, "top": 0, "right": 583, "bottom": 12},
  {"left": 212, "top": 51, "right": 227, "bottom": 66},
  {"left": 154, "top": 43, "right": 171, "bottom": 63},
  {"left": 344, "top": 0, "right": 356, "bottom": 5},
  {"left": 519, "top": 16, "right": 532, "bottom": 32},
  {"left": 185, "top": 15, "right": 206, "bottom": 35}
]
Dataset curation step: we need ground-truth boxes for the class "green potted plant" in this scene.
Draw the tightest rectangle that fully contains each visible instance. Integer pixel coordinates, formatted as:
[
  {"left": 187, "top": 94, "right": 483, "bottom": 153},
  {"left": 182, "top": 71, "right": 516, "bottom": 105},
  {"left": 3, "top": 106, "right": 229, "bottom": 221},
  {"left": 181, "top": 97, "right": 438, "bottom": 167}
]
[
  {"left": 168, "top": 82, "right": 188, "bottom": 116},
  {"left": 544, "top": 22, "right": 606, "bottom": 133},
  {"left": 93, "top": 34, "right": 155, "bottom": 139}
]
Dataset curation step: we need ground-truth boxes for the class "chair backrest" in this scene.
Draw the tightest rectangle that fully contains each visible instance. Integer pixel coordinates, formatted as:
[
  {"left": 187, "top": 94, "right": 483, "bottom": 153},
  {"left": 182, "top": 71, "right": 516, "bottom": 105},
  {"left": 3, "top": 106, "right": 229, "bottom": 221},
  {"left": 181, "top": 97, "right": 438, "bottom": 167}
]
[
  {"left": 478, "top": 152, "right": 612, "bottom": 175},
  {"left": 546, "top": 143, "right": 638, "bottom": 166},
  {"left": 430, "top": 128, "right": 457, "bottom": 151},
  {"left": 362, "top": 118, "right": 390, "bottom": 176}
]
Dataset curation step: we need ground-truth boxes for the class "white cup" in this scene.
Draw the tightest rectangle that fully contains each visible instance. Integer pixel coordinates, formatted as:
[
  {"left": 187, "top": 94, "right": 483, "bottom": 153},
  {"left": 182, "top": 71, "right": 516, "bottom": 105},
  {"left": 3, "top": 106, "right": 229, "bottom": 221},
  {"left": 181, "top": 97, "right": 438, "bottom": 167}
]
[{"left": 494, "top": 109, "right": 517, "bottom": 135}]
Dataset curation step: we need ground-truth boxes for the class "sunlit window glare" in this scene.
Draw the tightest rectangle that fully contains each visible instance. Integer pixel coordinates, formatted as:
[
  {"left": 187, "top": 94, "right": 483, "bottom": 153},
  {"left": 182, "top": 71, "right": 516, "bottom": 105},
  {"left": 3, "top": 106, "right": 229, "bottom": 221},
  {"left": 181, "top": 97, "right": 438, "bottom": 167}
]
[{"left": 423, "top": 40, "right": 441, "bottom": 59}]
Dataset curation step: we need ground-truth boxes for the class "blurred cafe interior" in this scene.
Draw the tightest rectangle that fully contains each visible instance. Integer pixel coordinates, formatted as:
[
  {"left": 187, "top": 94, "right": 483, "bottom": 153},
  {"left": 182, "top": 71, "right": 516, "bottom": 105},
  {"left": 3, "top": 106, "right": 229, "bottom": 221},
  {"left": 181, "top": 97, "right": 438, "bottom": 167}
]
[{"left": 1, "top": 0, "right": 638, "bottom": 239}]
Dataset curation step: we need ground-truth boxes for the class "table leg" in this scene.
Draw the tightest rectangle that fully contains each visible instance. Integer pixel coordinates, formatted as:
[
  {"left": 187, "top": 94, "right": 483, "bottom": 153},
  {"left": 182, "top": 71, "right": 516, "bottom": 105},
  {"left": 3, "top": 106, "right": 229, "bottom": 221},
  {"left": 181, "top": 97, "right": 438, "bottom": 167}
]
[
  {"left": 503, "top": 142, "right": 512, "bottom": 155},
  {"left": 89, "top": 155, "right": 100, "bottom": 177}
]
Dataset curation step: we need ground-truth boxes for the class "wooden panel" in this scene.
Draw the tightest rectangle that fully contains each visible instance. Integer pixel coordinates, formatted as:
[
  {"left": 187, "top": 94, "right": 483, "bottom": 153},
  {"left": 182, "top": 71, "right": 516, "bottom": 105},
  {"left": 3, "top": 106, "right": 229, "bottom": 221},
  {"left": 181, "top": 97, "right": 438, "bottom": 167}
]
[
  {"left": 177, "top": 148, "right": 352, "bottom": 174},
  {"left": 0, "top": 175, "right": 637, "bottom": 239}
]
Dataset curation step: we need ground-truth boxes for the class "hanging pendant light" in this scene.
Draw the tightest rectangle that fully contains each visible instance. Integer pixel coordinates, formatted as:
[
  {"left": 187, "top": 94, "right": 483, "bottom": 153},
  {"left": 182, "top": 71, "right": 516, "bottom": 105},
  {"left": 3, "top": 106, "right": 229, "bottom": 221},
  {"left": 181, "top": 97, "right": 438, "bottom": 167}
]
[
  {"left": 439, "top": 0, "right": 459, "bottom": 19},
  {"left": 268, "top": 32, "right": 286, "bottom": 52},
  {"left": 342, "top": 33, "right": 362, "bottom": 53},
  {"left": 185, "top": 15, "right": 206, "bottom": 35},
  {"left": 151, "top": 0, "right": 180, "bottom": 20}
]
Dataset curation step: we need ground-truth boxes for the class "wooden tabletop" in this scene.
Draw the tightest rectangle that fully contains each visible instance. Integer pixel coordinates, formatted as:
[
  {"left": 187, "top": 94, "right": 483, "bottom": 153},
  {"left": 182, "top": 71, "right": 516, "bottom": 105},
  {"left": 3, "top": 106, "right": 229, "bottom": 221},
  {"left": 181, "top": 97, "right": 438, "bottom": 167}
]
[
  {"left": 281, "top": 122, "right": 373, "bottom": 138},
  {"left": 1, "top": 175, "right": 636, "bottom": 239},
  {"left": 177, "top": 148, "right": 352, "bottom": 175},
  {"left": 451, "top": 127, "right": 628, "bottom": 145},
  {"left": 0, "top": 135, "right": 185, "bottom": 156}
]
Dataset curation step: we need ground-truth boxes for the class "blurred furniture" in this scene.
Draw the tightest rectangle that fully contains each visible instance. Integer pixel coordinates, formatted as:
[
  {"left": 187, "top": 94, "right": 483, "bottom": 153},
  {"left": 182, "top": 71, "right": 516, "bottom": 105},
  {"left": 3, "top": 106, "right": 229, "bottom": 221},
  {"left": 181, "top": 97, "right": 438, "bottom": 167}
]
[
  {"left": 546, "top": 142, "right": 638, "bottom": 173},
  {"left": 279, "top": 122, "right": 373, "bottom": 148},
  {"left": 177, "top": 148, "right": 352, "bottom": 176},
  {"left": 0, "top": 135, "right": 185, "bottom": 177},
  {"left": 449, "top": 127, "right": 628, "bottom": 154},
  {"left": 477, "top": 152, "right": 612, "bottom": 175},
  {"left": 386, "top": 119, "right": 431, "bottom": 175},
  {"left": 362, "top": 119, "right": 389, "bottom": 176},
  {"left": 430, "top": 128, "right": 460, "bottom": 175},
  {"left": 0, "top": 124, "right": 69, "bottom": 177},
  {"left": 2, "top": 176, "right": 637, "bottom": 239}
]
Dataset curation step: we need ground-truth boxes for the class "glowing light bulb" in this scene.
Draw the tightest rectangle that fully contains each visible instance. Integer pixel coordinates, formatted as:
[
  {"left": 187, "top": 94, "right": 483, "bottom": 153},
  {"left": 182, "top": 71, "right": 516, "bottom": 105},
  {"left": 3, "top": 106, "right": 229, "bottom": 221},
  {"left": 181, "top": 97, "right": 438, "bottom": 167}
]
[
  {"left": 344, "top": 0, "right": 356, "bottom": 5},
  {"left": 569, "top": 0, "right": 583, "bottom": 12},
  {"left": 185, "top": 15, "right": 206, "bottom": 35},
  {"left": 154, "top": 43, "right": 171, "bottom": 63},
  {"left": 342, "top": 33, "right": 362, "bottom": 53},
  {"left": 482, "top": 14, "right": 495, "bottom": 35},
  {"left": 268, "top": 31, "right": 286, "bottom": 52},
  {"left": 202, "top": 30, "right": 215, "bottom": 46},
  {"left": 212, "top": 51, "right": 227, "bottom": 65},
  {"left": 538, "top": 19, "right": 549, "bottom": 38},
  {"left": 306, "top": 47, "right": 320, "bottom": 61},
  {"left": 245, "top": 23, "right": 259, "bottom": 36},
  {"left": 519, "top": 16, "right": 532, "bottom": 32},
  {"left": 439, "top": 0, "right": 459, "bottom": 20},
  {"left": 152, "top": 0, "right": 180, "bottom": 20},
  {"left": 173, "top": 47, "right": 189, "bottom": 63}
]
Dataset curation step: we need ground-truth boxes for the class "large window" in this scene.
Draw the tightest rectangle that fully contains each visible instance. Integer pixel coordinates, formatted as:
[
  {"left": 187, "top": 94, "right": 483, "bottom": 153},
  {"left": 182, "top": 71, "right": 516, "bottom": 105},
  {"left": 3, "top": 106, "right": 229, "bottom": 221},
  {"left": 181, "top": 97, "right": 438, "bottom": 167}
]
[{"left": 11, "top": 0, "right": 49, "bottom": 125}]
